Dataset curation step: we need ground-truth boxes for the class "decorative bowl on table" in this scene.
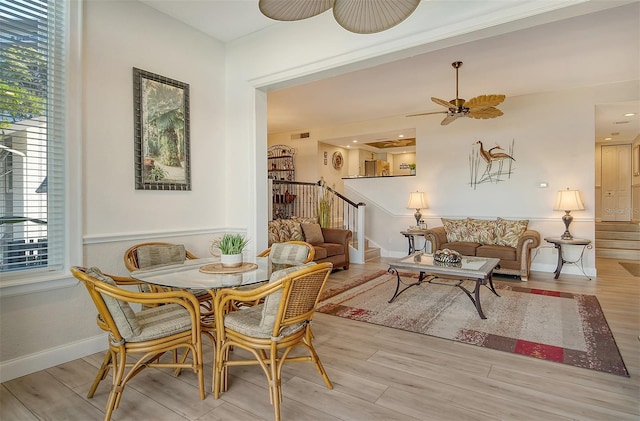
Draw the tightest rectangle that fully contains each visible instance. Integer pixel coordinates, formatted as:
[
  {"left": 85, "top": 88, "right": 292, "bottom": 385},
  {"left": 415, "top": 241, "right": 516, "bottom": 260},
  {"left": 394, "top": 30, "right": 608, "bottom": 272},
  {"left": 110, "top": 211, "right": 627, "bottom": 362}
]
[{"left": 434, "top": 248, "right": 461, "bottom": 264}]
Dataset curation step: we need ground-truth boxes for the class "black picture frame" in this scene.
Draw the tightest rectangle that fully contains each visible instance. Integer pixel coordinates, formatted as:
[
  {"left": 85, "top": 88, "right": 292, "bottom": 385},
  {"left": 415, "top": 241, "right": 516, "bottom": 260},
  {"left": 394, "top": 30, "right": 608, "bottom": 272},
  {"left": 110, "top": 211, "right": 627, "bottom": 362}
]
[{"left": 133, "top": 68, "right": 191, "bottom": 190}]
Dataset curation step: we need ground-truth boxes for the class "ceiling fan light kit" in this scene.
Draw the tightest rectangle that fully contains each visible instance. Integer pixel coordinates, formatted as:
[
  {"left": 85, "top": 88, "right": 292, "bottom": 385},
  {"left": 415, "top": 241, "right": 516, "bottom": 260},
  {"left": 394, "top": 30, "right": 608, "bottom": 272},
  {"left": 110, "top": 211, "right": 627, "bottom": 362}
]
[
  {"left": 408, "top": 61, "right": 506, "bottom": 125},
  {"left": 259, "top": 0, "right": 420, "bottom": 34}
]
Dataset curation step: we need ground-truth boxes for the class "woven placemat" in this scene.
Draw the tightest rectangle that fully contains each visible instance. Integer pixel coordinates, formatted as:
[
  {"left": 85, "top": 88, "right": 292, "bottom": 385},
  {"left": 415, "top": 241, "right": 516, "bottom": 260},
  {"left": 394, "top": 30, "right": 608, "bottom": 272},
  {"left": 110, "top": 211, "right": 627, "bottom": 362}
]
[{"left": 199, "top": 262, "right": 258, "bottom": 274}]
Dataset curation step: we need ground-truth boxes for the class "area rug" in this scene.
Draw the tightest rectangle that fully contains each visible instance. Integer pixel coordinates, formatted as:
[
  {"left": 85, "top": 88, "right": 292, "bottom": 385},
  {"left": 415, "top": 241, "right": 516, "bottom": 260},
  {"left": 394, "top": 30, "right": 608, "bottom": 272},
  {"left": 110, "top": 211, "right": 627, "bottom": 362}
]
[
  {"left": 620, "top": 262, "right": 640, "bottom": 277},
  {"left": 318, "top": 270, "right": 628, "bottom": 376}
]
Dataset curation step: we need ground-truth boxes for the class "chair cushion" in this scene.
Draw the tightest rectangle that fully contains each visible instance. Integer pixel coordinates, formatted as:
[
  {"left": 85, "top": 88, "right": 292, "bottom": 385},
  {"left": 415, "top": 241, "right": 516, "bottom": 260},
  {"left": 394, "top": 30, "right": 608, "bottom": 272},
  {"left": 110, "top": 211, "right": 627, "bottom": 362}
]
[
  {"left": 261, "top": 263, "right": 316, "bottom": 331},
  {"left": 131, "top": 303, "right": 193, "bottom": 342},
  {"left": 224, "top": 303, "right": 304, "bottom": 339},
  {"left": 301, "top": 223, "right": 324, "bottom": 245},
  {"left": 136, "top": 244, "right": 186, "bottom": 269},
  {"left": 269, "top": 242, "right": 311, "bottom": 270},
  {"left": 86, "top": 267, "right": 141, "bottom": 338},
  {"left": 495, "top": 218, "right": 529, "bottom": 248}
]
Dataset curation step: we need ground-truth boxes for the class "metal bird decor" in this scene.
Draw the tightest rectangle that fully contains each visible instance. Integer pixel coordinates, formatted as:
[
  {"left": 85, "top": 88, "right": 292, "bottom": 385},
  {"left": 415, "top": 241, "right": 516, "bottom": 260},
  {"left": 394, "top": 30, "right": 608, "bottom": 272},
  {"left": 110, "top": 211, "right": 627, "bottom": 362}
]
[
  {"left": 407, "top": 61, "right": 506, "bottom": 125},
  {"left": 470, "top": 140, "right": 516, "bottom": 189}
]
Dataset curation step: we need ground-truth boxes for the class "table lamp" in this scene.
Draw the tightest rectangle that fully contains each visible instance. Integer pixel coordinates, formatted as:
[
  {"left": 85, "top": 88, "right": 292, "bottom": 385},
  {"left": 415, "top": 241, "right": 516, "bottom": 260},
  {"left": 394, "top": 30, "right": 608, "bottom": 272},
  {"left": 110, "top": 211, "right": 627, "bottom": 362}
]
[
  {"left": 553, "top": 188, "right": 585, "bottom": 240},
  {"left": 407, "top": 191, "right": 428, "bottom": 228}
]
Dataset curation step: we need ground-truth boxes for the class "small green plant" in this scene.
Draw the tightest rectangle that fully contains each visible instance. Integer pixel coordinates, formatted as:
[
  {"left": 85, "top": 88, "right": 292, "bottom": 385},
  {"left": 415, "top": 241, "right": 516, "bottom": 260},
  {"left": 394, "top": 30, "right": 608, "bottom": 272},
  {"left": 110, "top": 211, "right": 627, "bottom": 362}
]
[
  {"left": 408, "top": 163, "right": 416, "bottom": 170},
  {"left": 148, "top": 165, "right": 168, "bottom": 181},
  {"left": 213, "top": 233, "right": 249, "bottom": 255}
]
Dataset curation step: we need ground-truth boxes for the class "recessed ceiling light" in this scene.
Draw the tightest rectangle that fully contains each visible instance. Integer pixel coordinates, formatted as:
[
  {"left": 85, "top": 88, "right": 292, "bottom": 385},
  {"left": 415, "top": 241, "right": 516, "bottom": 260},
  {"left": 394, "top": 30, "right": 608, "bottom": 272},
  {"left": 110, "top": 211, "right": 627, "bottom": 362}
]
[
  {"left": 624, "top": 113, "right": 636, "bottom": 117},
  {"left": 398, "top": 134, "right": 404, "bottom": 138},
  {"left": 604, "top": 137, "right": 612, "bottom": 141},
  {"left": 352, "top": 140, "right": 358, "bottom": 143}
]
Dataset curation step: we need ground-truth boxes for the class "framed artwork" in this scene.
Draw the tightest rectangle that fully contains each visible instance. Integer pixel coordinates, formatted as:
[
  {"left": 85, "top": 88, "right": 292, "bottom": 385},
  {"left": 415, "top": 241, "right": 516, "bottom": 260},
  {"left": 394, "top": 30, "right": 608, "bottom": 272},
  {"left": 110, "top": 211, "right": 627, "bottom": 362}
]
[
  {"left": 332, "top": 151, "right": 344, "bottom": 169},
  {"left": 133, "top": 68, "right": 191, "bottom": 190}
]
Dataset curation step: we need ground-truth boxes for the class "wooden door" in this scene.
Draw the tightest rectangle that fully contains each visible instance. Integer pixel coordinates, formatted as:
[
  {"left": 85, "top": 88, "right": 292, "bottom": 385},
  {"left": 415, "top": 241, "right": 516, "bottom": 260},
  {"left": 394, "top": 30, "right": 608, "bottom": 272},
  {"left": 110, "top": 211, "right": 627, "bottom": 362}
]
[{"left": 601, "top": 144, "right": 632, "bottom": 221}]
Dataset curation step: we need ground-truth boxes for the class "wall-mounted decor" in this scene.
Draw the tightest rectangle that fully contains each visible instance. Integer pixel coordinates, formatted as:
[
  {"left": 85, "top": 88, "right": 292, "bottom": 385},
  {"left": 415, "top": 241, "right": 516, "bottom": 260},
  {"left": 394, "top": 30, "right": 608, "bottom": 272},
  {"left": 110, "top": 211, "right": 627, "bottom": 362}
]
[
  {"left": 469, "top": 139, "right": 516, "bottom": 189},
  {"left": 133, "top": 68, "right": 190, "bottom": 190},
  {"left": 332, "top": 151, "right": 344, "bottom": 169}
]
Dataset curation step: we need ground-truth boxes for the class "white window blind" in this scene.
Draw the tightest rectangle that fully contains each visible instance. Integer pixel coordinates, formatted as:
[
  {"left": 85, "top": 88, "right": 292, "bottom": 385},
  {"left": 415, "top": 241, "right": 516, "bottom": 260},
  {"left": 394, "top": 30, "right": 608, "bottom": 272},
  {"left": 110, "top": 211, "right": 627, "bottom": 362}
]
[{"left": 1, "top": 0, "right": 66, "bottom": 275}]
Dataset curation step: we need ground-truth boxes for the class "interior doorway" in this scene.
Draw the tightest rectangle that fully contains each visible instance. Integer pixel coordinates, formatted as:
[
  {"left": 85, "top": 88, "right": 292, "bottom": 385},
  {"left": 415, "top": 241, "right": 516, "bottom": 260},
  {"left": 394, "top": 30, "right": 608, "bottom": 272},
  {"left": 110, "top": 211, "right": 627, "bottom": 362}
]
[{"left": 601, "top": 144, "right": 632, "bottom": 221}]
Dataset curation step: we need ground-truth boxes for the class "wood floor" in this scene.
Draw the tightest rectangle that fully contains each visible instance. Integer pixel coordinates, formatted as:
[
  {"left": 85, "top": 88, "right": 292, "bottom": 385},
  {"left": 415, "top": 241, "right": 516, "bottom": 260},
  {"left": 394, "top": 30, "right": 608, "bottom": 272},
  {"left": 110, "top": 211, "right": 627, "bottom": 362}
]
[{"left": 2, "top": 257, "right": 639, "bottom": 420}]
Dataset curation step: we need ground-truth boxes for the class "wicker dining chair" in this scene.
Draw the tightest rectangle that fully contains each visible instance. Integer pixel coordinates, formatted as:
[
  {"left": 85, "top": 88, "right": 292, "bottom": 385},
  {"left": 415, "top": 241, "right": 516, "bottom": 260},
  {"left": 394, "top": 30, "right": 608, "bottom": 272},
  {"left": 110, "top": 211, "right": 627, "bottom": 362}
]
[
  {"left": 123, "top": 242, "right": 212, "bottom": 311},
  {"left": 257, "top": 240, "right": 315, "bottom": 270},
  {"left": 212, "top": 262, "right": 334, "bottom": 421},
  {"left": 71, "top": 266, "right": 205, "bottom": 421}
]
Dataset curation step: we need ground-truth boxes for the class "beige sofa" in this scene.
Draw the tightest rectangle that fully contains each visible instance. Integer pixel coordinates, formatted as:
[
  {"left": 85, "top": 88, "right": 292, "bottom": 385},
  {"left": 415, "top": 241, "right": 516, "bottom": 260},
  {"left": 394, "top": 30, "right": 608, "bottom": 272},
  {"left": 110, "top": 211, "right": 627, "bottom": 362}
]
[
  {"left": 424, "top": 218, "right": 540, "bottom": 281},
  {"left": 268, "top": 218, "right": 352, "bottom": 270}
]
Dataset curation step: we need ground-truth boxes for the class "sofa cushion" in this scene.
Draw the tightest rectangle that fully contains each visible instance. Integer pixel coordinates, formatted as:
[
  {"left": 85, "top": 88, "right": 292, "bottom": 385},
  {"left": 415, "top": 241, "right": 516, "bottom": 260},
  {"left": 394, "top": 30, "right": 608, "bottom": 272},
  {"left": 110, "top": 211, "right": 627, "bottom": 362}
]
[
  {"left": 441, "top": 218, "right": 469, "bottom": 242},
  {"left": 495, "top": 218, "right": 529, "bottom": 248},
  {"left": 441, "top": 241, "right": 480, "bottom": 256},
  {"left": 312, "top": 246, "right": 328, "bottom": 260},
  {"left": 320, "top": 242, "right": 344, "bottom": 257},
  {"left": 467, "top": 218, "right": 497, "bottom": 245},
  {"left": 301, "top": 223, "right": 325, "bottom": 245},
  {"left": 477, "top": 244, "right": 517, "bottom": 261}
]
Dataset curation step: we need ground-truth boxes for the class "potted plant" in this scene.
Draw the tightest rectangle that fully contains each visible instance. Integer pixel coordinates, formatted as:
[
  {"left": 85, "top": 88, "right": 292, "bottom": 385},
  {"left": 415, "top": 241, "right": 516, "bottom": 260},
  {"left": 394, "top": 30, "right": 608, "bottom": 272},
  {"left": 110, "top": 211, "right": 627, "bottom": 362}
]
[
  {"left": 211, "top": 233, "right": 249, "bottom": 267},
  {"left": 408, "top": 163, "right": 416, "bottom": 175}
]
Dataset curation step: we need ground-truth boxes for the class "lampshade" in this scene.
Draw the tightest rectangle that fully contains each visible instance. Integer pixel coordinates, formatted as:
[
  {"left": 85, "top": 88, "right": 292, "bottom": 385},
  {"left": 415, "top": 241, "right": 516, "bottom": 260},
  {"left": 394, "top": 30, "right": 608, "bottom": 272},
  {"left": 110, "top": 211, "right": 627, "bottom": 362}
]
[
  {"left": 259, "top": 0, "right": 420, "bottom": 34},
  {"left": 407, "top": 191, "right": 428, "bottom": 209},
  {"left": 553, "top": 188, "right": 585, "bottom": 211}
]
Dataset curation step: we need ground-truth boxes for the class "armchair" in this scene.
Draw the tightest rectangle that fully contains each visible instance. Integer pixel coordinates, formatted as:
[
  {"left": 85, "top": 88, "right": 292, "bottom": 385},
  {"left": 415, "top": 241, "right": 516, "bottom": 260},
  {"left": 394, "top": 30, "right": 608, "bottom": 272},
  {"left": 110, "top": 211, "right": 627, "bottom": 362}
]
[
  {"left": 212, "top": 262, "right": 334, "bottom": 421},
  {"left": 70, "top": 266, "right": 205, "bottom": 421}
]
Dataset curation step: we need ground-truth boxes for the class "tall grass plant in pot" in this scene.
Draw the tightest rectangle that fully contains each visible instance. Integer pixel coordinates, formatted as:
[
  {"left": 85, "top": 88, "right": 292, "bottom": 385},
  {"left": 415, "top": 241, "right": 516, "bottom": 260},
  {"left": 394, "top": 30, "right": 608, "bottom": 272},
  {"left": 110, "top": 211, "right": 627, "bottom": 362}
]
[{"left": 211, "top": 233, "right": 249, "bottom": 267}]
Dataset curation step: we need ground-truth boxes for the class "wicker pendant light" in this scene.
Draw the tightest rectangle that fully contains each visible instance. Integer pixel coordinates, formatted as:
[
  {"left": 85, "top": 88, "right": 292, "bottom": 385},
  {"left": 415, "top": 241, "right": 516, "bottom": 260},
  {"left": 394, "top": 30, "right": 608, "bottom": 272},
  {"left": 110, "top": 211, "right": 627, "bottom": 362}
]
[{"left": 259, "top": 0, "right": 420, "bottom": 34}]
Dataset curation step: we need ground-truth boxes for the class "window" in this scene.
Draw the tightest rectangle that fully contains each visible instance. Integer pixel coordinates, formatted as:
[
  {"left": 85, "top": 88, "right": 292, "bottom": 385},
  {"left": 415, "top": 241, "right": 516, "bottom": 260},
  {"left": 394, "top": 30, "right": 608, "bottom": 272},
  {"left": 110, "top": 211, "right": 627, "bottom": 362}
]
[{"left": 1, "top": 0, "right": 67, "bottom": 277}]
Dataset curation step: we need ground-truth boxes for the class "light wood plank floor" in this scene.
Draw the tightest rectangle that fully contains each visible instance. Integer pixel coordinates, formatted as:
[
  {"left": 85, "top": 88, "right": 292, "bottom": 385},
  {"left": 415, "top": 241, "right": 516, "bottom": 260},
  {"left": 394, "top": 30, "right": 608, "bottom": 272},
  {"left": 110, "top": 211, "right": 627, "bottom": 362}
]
[{"left": 2, "top": 257, "right": 639, "bottom": 420}]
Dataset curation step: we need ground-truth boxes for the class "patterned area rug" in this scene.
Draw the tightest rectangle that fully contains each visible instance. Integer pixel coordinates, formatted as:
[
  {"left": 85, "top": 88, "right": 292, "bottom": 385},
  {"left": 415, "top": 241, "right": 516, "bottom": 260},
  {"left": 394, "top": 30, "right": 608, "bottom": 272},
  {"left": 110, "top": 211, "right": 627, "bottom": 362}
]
[{"left": 318, "top": 270, "right": 628, "bottom": 376}]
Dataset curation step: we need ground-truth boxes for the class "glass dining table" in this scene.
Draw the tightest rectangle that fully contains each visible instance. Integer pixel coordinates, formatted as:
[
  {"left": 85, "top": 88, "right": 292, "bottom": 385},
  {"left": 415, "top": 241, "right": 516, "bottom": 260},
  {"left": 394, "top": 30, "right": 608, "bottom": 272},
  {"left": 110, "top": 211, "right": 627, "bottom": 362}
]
[{"left": 129, "top": 256, "right": 271, "bottom": 292}]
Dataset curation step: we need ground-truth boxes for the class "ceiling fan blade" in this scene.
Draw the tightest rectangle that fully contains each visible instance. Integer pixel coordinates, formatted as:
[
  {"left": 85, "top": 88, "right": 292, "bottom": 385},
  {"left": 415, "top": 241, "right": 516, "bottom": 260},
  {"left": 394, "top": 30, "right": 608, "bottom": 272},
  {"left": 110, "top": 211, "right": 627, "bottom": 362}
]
[
  {"left": 259, "top": 0, "right": 331, "bottom": 21},
  {"left": 406, "top": 110, "right": 448, "bottom": 117},
  {"left": 467, "top": 107, "right": 504, "bottom": 119},
  {"left": 441, "top": 114, "right": 459, "bottom": 125},
  {"left": 464, "top": 94, "right": 506, "bottom": 110},
  {"left": 431, "top": 97, "right": 454, "bottom": 109}
]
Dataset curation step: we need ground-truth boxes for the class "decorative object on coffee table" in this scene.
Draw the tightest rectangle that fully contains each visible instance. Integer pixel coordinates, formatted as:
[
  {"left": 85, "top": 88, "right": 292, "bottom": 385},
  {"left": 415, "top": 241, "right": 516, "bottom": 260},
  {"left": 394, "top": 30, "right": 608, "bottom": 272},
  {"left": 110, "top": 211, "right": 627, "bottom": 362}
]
[
  {"left": 434, "top": 248, "right": 461, "bottom": 264},
  {"left": 553, "top": 188, "right": 585, "bottom": 240},
  {"left": 407, "top": 191, "right": 428, "bottom": 227}
]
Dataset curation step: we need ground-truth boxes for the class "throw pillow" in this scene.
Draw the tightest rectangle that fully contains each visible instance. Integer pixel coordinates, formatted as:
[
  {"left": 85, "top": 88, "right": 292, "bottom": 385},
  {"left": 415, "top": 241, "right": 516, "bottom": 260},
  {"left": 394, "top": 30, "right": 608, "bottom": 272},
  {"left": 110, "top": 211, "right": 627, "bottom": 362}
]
[
  {"left": 467, "top": 218, "right": 497, "bottom": 245},
  {"left": 283, "top": 219, "right": 304, "bottom": 241},
  {"left": 301, "top": 223, "right": 325, "bottom": 245},
  {"left": 495, "top": 217, "right": 529, "bottom": 248},
  {"left": 441, "top": 218, "right": 469, "bottom": 243}
]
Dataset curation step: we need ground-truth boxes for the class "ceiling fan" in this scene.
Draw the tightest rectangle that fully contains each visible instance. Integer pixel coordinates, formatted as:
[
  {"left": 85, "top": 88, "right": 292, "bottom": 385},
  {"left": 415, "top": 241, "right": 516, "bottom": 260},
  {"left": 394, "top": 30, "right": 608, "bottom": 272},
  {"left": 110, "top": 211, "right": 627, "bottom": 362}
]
[{"left": 407, "top": 61, "right": 506, "bottom": 125}]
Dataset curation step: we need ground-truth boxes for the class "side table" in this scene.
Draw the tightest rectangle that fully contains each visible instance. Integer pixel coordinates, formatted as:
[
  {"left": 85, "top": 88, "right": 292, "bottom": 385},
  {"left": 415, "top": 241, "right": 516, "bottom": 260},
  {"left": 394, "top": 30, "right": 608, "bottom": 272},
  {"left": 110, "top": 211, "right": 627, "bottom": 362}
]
[
  {"left": 544, "top": 237, "right": 592, "bottom": 280},
  {"left": 400, "top": 230, "right": 428, "bottom": 255}
]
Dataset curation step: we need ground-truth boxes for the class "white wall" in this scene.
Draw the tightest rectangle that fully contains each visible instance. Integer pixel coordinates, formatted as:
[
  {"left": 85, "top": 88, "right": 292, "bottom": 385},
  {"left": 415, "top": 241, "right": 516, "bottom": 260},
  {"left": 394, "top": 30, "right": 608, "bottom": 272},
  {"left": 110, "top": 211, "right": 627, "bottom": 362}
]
[{"left": 0, "top": 0, "right": 228, "bottom": 380}]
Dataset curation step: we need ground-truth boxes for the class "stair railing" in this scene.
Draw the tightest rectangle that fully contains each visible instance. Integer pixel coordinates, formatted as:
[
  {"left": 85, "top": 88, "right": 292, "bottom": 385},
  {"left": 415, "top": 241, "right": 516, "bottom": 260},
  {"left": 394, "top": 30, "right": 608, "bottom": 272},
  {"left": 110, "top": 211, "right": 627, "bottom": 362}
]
[{"left": 269, "top": 179, "right": 366, "bottom": 263}]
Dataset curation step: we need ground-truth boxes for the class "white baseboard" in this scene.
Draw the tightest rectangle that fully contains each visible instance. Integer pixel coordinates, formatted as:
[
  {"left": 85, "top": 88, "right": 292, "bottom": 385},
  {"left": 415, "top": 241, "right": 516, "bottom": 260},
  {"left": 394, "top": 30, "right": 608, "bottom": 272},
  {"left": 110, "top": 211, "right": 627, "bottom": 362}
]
[{"left": 0, "top": 334, "right": 106, "bottom": 383}]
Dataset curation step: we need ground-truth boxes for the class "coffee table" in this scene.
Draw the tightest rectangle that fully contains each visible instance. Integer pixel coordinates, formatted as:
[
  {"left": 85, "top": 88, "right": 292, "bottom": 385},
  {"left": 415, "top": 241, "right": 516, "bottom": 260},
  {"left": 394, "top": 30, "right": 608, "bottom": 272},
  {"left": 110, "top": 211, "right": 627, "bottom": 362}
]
[{"left": 388, "top": 253, "right": 500, "bottom": 319}]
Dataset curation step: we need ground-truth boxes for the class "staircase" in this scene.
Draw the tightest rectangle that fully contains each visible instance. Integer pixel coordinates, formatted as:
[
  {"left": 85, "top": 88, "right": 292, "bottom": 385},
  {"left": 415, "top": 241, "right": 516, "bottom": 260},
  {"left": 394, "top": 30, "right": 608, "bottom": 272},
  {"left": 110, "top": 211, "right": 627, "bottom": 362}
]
[
  {"left": 595, "top": 222, "right": 640, "bottom": 260},
  {"left": 353, "top": 237, "right": 381, "bottom": 261}
]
